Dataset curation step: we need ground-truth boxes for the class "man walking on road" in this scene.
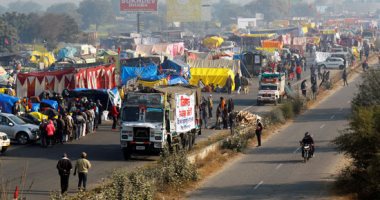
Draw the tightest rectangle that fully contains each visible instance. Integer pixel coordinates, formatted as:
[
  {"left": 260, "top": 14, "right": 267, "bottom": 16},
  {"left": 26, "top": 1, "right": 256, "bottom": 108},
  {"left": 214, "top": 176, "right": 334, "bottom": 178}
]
[
  {"left": 74, "top": 152, "right": 92, "bottom": 191},
  {"left": 56, "top": 153, "right": 72, "bottom": 195},
  {"left": 207, "top": 95, "right": 213, "bottom": 119},
  {"left": 342, "top": 69, "right": 348, "bottom": 86},
  {"left": 255, "top": 119, "right": 263, "bottom": 147}
]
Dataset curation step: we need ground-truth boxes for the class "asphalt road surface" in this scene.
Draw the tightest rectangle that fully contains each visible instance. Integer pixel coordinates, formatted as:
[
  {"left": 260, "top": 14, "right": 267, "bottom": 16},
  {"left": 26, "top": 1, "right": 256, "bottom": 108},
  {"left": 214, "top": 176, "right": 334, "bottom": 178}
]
[
  {"left": 0, "top": 54, "right": 325, "bottom": 199},
  {"left": 188, "top": 68, "right": 362, "bottom": 200}
]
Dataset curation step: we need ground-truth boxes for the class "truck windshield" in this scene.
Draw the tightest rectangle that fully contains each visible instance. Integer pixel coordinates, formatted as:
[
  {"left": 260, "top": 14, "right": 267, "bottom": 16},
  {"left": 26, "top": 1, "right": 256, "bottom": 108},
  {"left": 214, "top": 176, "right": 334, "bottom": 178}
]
[
  {"left": 260, "top": 85, "right": 277, "bottom": 90},
  {"left": 121, "top": 107, "right": 139, "bottom": 122},
  {"left": 146, "top": 108, "right": 163, "bottom": 123}
]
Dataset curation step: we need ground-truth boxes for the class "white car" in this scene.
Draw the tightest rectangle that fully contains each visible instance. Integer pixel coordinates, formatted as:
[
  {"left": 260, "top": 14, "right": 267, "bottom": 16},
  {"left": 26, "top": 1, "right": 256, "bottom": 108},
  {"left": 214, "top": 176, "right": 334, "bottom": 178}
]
[
  {"left": 0, "top": 132, "right": 10, "bottom": 154},
  {"left": 317, "top": 57, "right": 346, "bottom": 70}
]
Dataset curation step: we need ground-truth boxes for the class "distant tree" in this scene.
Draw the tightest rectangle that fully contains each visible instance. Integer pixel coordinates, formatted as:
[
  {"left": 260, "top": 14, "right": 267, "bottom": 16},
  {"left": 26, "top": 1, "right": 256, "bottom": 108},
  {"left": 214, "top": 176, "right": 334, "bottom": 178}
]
[
  {"left": 77, "top": 0, "right": 115, "bottom": 31},
  {"left": 7, "top": 1, "right": 42, "bottom": 13},
  {"left": 0, "top": 5, "right": 6, "bottom": 14},
  {"left": 351, "top": 70, "right": 380, "bottom": 107},
  {"left": 37, "top": 13, "right": 80, "bottom": 49},
  {"left": 1, "top": 12, "right": 39, "bottom": 43},
  {"left": 290, "top": 3, "right": 317, "bottom": 17},
  {"left": 47, "top": 3, "right": 82, "bottom": 26},
  {"left": 212, "top": 0, "right": 247, "bottom": 27},
  {"left": 0, "top": 19, "right": 19, "bottom": 52}
]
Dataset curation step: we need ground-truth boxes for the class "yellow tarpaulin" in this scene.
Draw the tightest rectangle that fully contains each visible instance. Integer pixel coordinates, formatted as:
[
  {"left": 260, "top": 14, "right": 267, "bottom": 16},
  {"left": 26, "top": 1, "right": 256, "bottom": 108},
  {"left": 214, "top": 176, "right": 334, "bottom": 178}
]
[
  {"left": 30, "top": 51, "right": 56, "bottom": 68},
  {"left": 190, "top": 68, "right": 235, "bottom": 91},
  {"left": 321, "top": 30, "right": 336, "bottom": 35},
  {"left": 203, "top": 37, "right": 224, "bottom": 49},
  {"left": 302, "top": 26, "right": 308, "bottom": 34},
  {"left": 241, "top": 33, "right": 276, "bottom": 38},
  {"left": 137, "top": 78, "right": 168, "bottom": 88},
  {"left": 29, "top": 112, "right": 49, "bottom": 122},
  {"left": 256, "top": 47, "right": 279, "bottom": 53}
]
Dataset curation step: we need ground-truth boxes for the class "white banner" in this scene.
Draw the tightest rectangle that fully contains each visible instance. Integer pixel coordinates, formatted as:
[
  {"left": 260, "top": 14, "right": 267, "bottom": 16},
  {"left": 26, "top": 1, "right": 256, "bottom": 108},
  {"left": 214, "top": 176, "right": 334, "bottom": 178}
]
[{"left": 175, "top": 94, "right": 195, "bottom": 133}]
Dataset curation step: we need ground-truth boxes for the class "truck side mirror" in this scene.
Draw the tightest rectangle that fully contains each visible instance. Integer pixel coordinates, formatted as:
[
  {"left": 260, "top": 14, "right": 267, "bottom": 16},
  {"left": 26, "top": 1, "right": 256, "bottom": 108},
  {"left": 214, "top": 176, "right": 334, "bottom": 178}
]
[{"left": 165, "top": 110, "right": 170, "bottom": 132}]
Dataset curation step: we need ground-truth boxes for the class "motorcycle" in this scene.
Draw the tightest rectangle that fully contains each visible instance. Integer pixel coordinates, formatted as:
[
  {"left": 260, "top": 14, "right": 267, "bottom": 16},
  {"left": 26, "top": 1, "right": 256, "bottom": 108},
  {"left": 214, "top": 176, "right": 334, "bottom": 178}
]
[{"left": 301, "top": 143, "right": 312, "bottom": 163}]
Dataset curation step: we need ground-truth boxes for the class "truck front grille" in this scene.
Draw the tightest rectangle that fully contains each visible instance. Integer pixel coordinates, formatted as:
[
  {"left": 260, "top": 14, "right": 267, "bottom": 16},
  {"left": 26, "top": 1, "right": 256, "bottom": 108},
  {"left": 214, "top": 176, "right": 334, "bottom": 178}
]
[{"left": 133, "top": 127, "right": 150, "bottom": 142}]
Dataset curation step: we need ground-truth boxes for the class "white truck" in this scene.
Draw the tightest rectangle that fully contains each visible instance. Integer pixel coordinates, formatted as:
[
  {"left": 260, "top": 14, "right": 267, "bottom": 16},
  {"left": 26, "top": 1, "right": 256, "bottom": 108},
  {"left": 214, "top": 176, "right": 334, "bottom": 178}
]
[
  {"left": 120, "top": 85, "right": 201, "bottom": 160},
  {"left": 257, "top": 72, "right": 286, "bottom": 106}
]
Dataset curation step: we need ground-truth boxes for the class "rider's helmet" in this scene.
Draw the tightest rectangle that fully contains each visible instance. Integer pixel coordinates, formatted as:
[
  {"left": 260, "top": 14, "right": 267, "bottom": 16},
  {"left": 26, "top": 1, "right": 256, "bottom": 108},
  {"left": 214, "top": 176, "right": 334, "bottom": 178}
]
[{"left": 305, "top": 132, "right": 309, "bottom": 137}]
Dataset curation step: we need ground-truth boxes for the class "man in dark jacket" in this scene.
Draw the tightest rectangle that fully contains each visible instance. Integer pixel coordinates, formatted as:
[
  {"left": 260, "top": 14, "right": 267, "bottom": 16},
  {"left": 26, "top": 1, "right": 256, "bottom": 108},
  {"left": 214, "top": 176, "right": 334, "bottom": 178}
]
[
  {"left": 57, "top": 153, "right": 72, "bottom": 194},
  {"left": 234, "top": 73, "right": 241, "bottom": 94},
  {"left": 255, "top": 119, "right": 263, "bottom": 147},
  {"left": 300, "top": 132, "right": 315, "bottom": 157},
  {"left": 226, "top": 75, "right": 232, "bottom": 94}
]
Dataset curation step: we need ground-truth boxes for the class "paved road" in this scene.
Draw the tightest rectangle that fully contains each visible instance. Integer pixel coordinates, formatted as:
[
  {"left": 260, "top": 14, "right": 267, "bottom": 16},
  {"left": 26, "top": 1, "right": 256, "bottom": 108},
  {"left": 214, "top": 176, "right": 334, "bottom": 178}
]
[
  {"left": 187, "top": 68, "right": 363, "bottom": 200},
  {"left": 0, "top": 54, "right": 327, "bottom": 199}
]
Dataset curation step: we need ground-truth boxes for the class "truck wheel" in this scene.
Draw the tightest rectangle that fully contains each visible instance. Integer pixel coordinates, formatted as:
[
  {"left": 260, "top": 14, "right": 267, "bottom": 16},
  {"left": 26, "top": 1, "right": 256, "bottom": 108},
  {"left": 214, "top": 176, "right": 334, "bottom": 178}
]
[
  {"left": 122, "top": 148, "right": 131, "bottom": 160},
  {"left": 274, "top": 100, "right": 278, "bottom": 106},
  {"left": 339, "top": 65, "right": 345, "bottom": 69},
  {"left": 278, "top": 96, "right": 282, "bottom": 103},
  {"left": 257, "top": 101, "right": 261, "bottom": 106}
]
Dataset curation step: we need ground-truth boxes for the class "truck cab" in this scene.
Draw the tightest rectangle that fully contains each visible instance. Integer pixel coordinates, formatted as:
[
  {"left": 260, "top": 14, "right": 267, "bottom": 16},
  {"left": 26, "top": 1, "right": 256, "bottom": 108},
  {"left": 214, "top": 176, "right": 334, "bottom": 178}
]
[{"left": 257, "top": 72, "right": 286, "bottom": 106}]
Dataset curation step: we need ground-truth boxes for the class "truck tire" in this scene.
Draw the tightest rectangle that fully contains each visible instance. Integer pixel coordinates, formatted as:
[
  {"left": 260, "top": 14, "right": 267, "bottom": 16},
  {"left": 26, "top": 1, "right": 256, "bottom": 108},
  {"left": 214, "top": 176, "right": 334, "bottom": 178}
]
[
  {"left": 339, "top": 65, "right": 345, "bottom": 69},
  {"left": 278, "top": 96, "right": 282, "bottom": 103},
  {"left": 257, "top": 101, "right": 261, "bottom": 106},
  {"left": 274, "top": 100, "right": 278, "bottom": 106},
  {"left": 122, "top": 148, "right": 131, "bottom": 160}
]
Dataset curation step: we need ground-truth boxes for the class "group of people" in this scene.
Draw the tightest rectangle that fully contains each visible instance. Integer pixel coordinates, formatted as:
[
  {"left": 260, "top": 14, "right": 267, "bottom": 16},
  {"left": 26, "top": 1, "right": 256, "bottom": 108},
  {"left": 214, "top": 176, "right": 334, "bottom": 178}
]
[
  {"left": 199, "top": 95, "right": 235, "bottom": 130},
  {"left": 38, "top": 98, "right": 105, "bottom": 147},
  {"left": 56, "top": 152, "right": 92, "bottom": 194}
]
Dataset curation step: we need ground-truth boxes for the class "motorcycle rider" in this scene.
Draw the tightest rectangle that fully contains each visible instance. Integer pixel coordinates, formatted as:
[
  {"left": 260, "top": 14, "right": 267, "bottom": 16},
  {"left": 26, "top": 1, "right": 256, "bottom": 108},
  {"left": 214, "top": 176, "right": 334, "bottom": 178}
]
[{"left": 300, "top": 132, "right": 314, "bottom": 158}]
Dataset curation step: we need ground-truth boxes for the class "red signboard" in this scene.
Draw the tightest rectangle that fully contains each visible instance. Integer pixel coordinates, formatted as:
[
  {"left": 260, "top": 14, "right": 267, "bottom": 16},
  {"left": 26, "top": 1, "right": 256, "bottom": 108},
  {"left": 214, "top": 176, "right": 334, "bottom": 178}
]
[{"left": 120, "top": 0, "right": 158, "bottom": 12}]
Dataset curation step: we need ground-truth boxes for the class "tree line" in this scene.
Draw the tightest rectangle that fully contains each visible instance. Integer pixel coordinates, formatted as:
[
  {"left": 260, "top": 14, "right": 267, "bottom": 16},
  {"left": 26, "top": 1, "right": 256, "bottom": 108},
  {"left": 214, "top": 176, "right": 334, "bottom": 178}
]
[{"left": 333, "top": 70, "right": 380, "bottom": 199}]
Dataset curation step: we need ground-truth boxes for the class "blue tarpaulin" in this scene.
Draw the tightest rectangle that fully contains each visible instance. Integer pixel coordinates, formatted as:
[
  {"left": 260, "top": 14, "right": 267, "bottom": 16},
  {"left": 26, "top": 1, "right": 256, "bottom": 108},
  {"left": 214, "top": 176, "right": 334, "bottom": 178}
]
[
  {"left": 31, "top": 103, "right": 40, "bottom": 112},
  {"left": 41, "top": 99, "right": 58, "bottom": 110},
  {"left": 120, "top": 64, "right": 158, "bottom": 85},
  {"left": 57, "top": 47, "right": 77, "bottom": 61},
  {"left": 168, "top": 75, "right": 188, "bottom": 85},
  {"left": 0, "top": 94, "right": 19, "bottom": 113},
  {"left": 161, "top": 59, "right": 190, "bottom": 78}
]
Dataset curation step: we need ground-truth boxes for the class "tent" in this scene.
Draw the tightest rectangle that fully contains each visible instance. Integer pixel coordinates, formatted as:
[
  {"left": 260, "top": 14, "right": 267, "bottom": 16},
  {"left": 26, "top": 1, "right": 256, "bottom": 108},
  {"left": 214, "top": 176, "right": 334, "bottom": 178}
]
[
  {"left": 168, "top": 75, "right": 188, "bottom": 85},
  {"left": 62, "top": 88, "right": 121, "bottom": 110},
  {"left": 120, "top": 64, "right": 158, "bottom": 85},
  {"left": 203, "top": 36, "right": 224, "bottom": 49},
  {"left": 160, "top": 59, "right": 190, "bottom": 77},
  {"left": 40, "top": 99, "right": 58, "bottom": 110},
  {"left": 0, "top": 93, "right": 19, "bottom": 113},
  {"left": 17, "top": 64, "right": 116, "bottom": 97},
  {"left": 189, "top": 68, "right": 235, "bottom": 90}
]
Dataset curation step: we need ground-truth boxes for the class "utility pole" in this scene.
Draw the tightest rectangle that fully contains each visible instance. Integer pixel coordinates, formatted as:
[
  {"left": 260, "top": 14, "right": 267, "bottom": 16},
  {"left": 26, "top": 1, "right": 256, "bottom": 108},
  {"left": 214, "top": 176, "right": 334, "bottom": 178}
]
[{"left": 137, "top": 12, "right": 140, "bottom": 33}]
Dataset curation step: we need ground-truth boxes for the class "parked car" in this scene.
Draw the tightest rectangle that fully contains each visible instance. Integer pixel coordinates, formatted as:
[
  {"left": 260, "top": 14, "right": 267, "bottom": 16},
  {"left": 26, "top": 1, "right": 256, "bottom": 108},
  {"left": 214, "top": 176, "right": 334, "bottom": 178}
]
[
  {"left": 317, "top": 57, "right": 346, "bottom": 69},
  {"left": 0, "top": 132, "right": 10, "bottom": 153},
  {"left": 0, "top": 113, "right": 40, "bottom": 144}
]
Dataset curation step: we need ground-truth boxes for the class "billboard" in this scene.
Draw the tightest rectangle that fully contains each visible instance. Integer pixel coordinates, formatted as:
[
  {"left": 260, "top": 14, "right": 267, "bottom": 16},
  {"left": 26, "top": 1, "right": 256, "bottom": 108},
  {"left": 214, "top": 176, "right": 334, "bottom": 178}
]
[
  {"left": 120, "top": 0, "right": 158, "bottom": 12},
  {"left": 175, "top": 94, "right": 195, "bottom": 133},
  {"left": 167, "top": 0, "right": 202, "bottom": 22}
]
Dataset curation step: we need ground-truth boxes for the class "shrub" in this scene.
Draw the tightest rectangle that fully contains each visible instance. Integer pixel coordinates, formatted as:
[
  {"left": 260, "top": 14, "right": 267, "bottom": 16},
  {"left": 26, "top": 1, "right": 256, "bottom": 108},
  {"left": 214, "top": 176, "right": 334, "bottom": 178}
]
[
  {"left": 291, "top": 96, "right": 306, "bottom": 115},
  {"left": 156, "top": 149, "right": 198, "bottom": 191},
  {"left": 126, "top": 169, "right": 155, "bottom": 200},
  {"left": 268, "top": 107, "right": 286, "bottom": 124},
  {"left": 221, "top": 127, "right": 255, "bottom": 152},
  {"left": 280, "top": 102, "right": 294, "bottom": 119}
]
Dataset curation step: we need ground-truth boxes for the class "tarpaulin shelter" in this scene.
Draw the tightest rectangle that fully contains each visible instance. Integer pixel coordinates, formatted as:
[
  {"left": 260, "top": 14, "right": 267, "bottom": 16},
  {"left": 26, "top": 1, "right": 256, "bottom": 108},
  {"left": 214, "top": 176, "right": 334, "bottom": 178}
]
[
  {"left": 57, "top": 47, "right": 77, "bottom": 61},
  {"left": 0, "top": 93, "right": 19, "bottom": 113},
  {"left": 188, "top": 58, "right": 241, "bottom": 74},
  {"left": 189, "top": 68, "right": 235, "bottom": 90},
  {"left": 29, "top": 51, "right": 56, "bottom": 68},
  {"left": 40, "top": 99, "right": 58, "bottom": 110},
  {"left": 160, "top": 59, "right": 190, "bottom": 77},
  {"left": 17, "top": 64, "right": 116, "bottom": 98},
  {"left": 168, "top": 75, "right": 188, "bottom": 85},
  {"left": 29, "top": 112, "right": 49, "bottom": 122},
  {"left": 261, "top": 40, "right": 283, "bottom": 49},
  {"left": 135, "top": 42, "right": 185, "bottom": 58},
  {"left": 203, "top": 36, "right": 224, "bottom": 49},
  {"left": 120, "top": 64, "right": 158, "bottom": 85},
  {"left": 62, "top": 88, "right": 121, "bottom": 110}
]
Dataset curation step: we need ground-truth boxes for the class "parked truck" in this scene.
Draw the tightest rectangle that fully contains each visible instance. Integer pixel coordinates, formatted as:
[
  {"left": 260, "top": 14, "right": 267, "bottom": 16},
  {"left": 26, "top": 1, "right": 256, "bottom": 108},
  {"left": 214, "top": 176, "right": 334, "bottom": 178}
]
[
  {"left": 120, "top": 85, "right": 201, "bottom": 160},
  {"left": 257, "top": 72, "right": 286, "bottom": 106}
]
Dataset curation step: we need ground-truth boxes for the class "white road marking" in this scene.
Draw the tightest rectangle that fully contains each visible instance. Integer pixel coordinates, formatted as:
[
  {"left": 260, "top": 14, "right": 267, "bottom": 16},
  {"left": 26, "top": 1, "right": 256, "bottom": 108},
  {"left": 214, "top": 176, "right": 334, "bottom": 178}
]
[
  {"left": 320, "top": 124, "right": 325, "bottom": 129},
  {"left": 275, "top": 164, "right": 283, "bottom": 170},
  {"left": 293, "top": 147, "right": 301, "bottom": 154},
  {"left": 242, "top": 106, "right": 253, "bottom": 111},
  {"left": 254, "top": 181, "right": 264, "bottom": 190},
  {"left": 330, "top": 115, "right": 335, "bottom": 119}
]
